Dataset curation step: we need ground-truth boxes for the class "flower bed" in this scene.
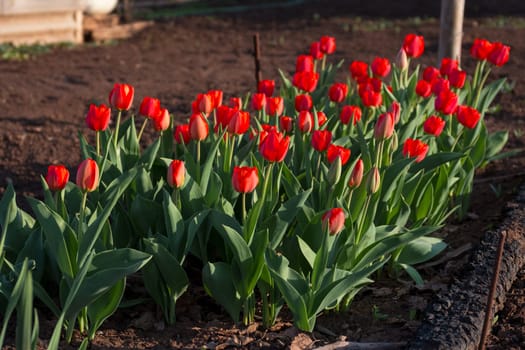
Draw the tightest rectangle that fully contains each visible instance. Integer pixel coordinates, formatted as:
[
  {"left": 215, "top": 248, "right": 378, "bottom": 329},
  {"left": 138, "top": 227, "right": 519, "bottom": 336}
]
[{"left": 0, "top": 25, "right": 513, "bottom": 349}]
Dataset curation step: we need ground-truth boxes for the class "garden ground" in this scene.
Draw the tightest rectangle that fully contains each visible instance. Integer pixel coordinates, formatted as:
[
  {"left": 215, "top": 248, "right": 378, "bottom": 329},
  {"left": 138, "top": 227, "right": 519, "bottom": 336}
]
[{"left": 1, "top": 0, "right": 525, "bottom": 348}]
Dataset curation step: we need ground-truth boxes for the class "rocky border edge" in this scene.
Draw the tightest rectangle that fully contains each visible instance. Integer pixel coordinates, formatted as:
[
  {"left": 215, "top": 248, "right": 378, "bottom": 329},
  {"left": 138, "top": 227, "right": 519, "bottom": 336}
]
[{"left": 407, "top": 184, "right": 525, "bottom": 350}]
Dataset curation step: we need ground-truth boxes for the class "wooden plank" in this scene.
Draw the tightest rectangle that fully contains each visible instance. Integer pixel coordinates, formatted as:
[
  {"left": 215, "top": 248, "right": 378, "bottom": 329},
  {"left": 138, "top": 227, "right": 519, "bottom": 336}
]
[
  {"left": 0, "top": 0, "right": 82, "bottom": 15},
  {"left": 88, "top": 20, "right": 153, "bottom": 42}
]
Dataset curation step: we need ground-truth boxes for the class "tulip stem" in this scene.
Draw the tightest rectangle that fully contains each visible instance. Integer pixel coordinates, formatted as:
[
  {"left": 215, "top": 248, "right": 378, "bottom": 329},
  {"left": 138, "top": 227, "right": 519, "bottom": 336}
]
[
  {"left": 78, "top": 191, "right": 88, "bottom": 242},
  {"left": 137, "top": 118, "right": 149, "bottom": 144},
  {"left": 347, "top": 189, "right": 354, "bottom": 208},
  {"left": 242, "top": 192, "right": 247, "bottom": 226},
  {"left": 356, "top": 195, "right": 371, "bottom": 244},
  {"left": 113, "top": 110, "right": 122, "bottom": 149},
  {"left": 196, "top": 140, "right": 201, "bottom": 182},
  {"left": 96, "top": 131, "right": 100, "bottom": 157}
]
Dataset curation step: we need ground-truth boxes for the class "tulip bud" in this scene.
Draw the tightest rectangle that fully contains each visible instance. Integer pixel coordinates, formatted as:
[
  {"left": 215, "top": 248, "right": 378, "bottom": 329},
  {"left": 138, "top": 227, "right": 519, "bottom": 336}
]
[
  {"left": 189, "top": 113, "right": 209, "bottom": 141},
  {"left": 76, "top": 158, "right": 99, "bottom": 192},
  {"left": 279, "top": 116, "right": 294, "bottom": 133},
  {"left": 327, "top": 155, "right": 342, "bottom": 185},
  {"left": 85, "top": 103, "right": 111, "bottom": 131},
  {"left": 173, "top": 124, "right": 191, "bottom": 144},
  {"left": 167, "top": 159, "right": 185, "bottom": 188},
  {"left": 45, "top": 164, "right": 69, "bottom": 191},
  {"left": 108, "top": 83, "right": 134, "bottom": 111},
  {"left": 152, "top": 108, "right": 170, "bottom": 131},
  {"left": 348, "top": 159, "right": 364, "bottom": 189},
  {"left": 374, "top": 112, "right": 395, "bottom": 140},
  {"left": 396, "top": 48, "right": 408, "bottom": 71},
  {"left": 322, "top": 208, "right": 345, "bottom": 236},
  {"left": 366, "top": 167, "right": 380, "bottom": 194}
]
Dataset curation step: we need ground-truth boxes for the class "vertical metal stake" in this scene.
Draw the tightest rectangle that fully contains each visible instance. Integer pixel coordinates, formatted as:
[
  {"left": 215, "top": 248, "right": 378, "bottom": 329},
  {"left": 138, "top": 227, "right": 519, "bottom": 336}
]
[{"left": 479, "top": 231, "right": 507, "bottom": 350}]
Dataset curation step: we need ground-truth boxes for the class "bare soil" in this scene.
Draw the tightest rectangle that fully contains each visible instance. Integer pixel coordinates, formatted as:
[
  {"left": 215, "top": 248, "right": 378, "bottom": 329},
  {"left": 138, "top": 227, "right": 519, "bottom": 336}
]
[{"left": 1, "top": 0, "right": 525, "bottom": 348}]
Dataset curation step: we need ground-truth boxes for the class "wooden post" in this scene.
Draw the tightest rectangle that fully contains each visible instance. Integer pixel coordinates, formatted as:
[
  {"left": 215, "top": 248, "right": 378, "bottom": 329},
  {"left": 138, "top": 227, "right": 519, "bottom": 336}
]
[
  {"left": 253, "top": 32, "right": 262, "bottom": 89},
  {"left": 438, "top": 0, "right": 465, "bottom": 64}
]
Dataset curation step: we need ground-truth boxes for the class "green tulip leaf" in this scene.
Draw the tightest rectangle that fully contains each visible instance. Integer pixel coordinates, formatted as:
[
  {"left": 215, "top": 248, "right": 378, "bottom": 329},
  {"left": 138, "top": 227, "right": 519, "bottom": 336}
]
[
  {"left": 397, "top": 236, "right": 447, "bottom": 266},
  {"left": 202, "top": 262, "right": 242, "bottom": 323}
]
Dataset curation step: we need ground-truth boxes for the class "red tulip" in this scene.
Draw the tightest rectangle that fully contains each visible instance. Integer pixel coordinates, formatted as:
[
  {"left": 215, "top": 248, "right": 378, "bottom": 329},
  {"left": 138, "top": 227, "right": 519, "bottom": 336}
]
[
  {"left": 371, "top": 57, "right": 391, "bottom": 78},
  {"left": 228, "top": 110, "right": 251, "bottom": 135},
  {"left": 251, "top": 93, "right": 267, "bottom": 111},
  {"left": 326, "top": 144, "right": 351, "bottom": 165},
  {"left": 258, "top": 124, "right": 277, "bottom": 143},
  {"left": 310, "top": 41, "right": 324, "bottom": 60},
  {"left": 259, "top": 129, "right": 290, "bottom": 162},
  {"left": 340, "top": 105, "right": 362, "bottom": 125},
  {"left": 193, "top": 93, "right": 213, "bottom": 116},
  {"left": 292, "top": 71, "right": 319, "bottom": 93},
  {"left": 258, "top": 79, "right": 275, "bottom": 97},
  {"left": 85, "top": 103, "right": 111, "bottom": 131},
  {"left": 439, "top": 58, "right": 459, "bottom": 77},
  {"left": 232, "top": 166, "right": 259, "bottom": 193},
  {"left": 320, "top": 36, "right": 336, "bottom": 54},
  {"left": 229, "top": 97, "right": 243, "bottom": 110},
  {"left": 349, "top": 60, "right": 369, "bottom": 81},
  {"left": 295, "top": 94, "right": 313, "bottom": 111},
  {"left": 488, "top": 42, "right": 510, "bottom": 67},
  {"left": 279, "top": 116, "right": 294, "bottom": 133},
  {"left": 45, "top": 164, "right": 69, "bottom": 191},
  {"left": 470, "top": 38, "right": 493, "bottom": 61},
  {"left": 152, "top": 108, "right": 170, "bottom": 131},
  {"left": 423, "top": 115, "right": 446, "bottom": 136},
  {"left": 456, "top": 105, "right": 481, "bottom": 129},
  {"left": 422, "top": 66, "right": 441, "bottom": 83},
  {"left": 216, "top": 105, "right": 235, "bottom": 130},
  {"left": 311, "top": 130, "right": 332, "bottom": 152},
  {"left": 266, "top": 97, "right": 284, "bottom": 117},
  {"left": 449, "top": 68, "right": 466, "bottom": 89},
  {"left": 108, "top": 83, "right": 134, "bottom": 111},
  {"left": 431, "top": 77, "right": 450, "bottom": 96},
  {"left": 173, "top": 123, "right": 191, "bottom": 144},
  {"left": 297, "top": 110, "right": 314, "bottom": 133},
  {"left": 435, "top": 89, "right": 458, "bottom": 115},
  {"left": 403, "top": 33, "right": 425, "bottom": 58},
  {"left": 167, "top": 159, "right": 185, "bottom": 188},
  {"left": 208, "top": 89, "right": 223, "bottom": 109},
  {"left": 416, "top": 80, "right": 432, "bottom": 98},
  {"left": 348, "top": 159, "right": 364, "bottom": 189},
  {"left": 358, "top": 77, "right": 383, "bottom": 107},
  {"left": 374, "top": 112, "right": 395, "bottom": 140},
  {"left": 189, "top": 113, "right": 209, "bottom": 141},
  {"left": 402, "top": 138, "right": 429, "bottom": 162},
  {"left": 76, "top": 158, "right": 99, "bottom": 192},
  {"left": 316, "top": 111, "right": 328, "bottom": 127},
  {"left": 322, "top": 208, "right": 345, "bottom": 235},
  {"left": 328, "top": 82, "right": 348, "bottom": 103},
  {"left": 139, "top": 96, "right": 161, "bottom": 119},
  {"left": 296, "top": 54, "right": 314, "bottom": 72},
  {"left": 388, "top": 101, "right": 401, "bottom": 124}
]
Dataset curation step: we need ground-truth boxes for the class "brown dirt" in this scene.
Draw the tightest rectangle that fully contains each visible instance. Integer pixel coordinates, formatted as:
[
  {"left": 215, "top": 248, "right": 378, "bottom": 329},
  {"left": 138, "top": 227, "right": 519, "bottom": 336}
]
[{"left": 1, "top": 0, "right": 525, "bottom": 349}]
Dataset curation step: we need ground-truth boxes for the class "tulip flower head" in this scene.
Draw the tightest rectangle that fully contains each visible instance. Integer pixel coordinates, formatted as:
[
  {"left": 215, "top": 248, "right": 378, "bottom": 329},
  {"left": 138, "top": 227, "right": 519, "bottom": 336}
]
[
  {"left": 311, "top": 130, "right": 332, "bottom": 152},
  {"left": 174, "top": 123, "right": 191, "bottom": 144},
  {"left": 340, "top": 105, "right": 362, "bottom": 125},
  {"left": 328, "top": 82, "right": 348, "bottom": 103},
  {"left": 189, "top": 113, "right": 209, "bottom": 141},
  {"left": 422, "top": 66, "right": 441, "bottom": 83},
  {"left": 349, "top": 60, "right": 369, "bottom": 81},
  {"left": 167, "top": 159, "right": 185, "bottom": 188},
  {"left": 85, "top": 103, "right": 111, "bottom": 131},
  {"left": 45, "top": 164, "right": 69, "bottom": 191},
  {"left": 232, "top": 166, "right": 259, "bottom": 193},
  {"left": 76, "top": 158, "right": 99, "bottom": 192},
  {"left": 449, "top": 68, "right": 466, "bottom": 89},
  {"left": 279, "top": 116, "right": 294, "bottom": 133},
  {"left": 139, "top": 96, "right": 161, "bottom": 119},
  {"left": 435, "top": 88, "right": 458, "bottom": 115},
  {"left": 395, "top": 48, "right": 408, "bottom": 70},
  {"left": 316, "top": 111, "right": 328, "bottom": 127},
  {"left": 251, "top": 93, "right": 267, "bottom": 111},
  {"left": 326, "top": 144, "right": 351, "bottom": 166},
  {"left": 439, "top": 58, "right": 459, "bottom": 77},
  {"left": 470, "top": 38, "right": 493, "bottom": 61},
  {"left": 366, "top": 167, "right": 381, "bottom": 194},
  {"left": 257, "top": 79, "right": 275, "bottom": 97},
  {"left": 423, "top": 115, "right": 446, "bottom": 136},
  {"left": 152, "top": 108, "right": 171, "bottom": 132},
  {"left": 108, "top": 83, "right": 134, "bottom": 111},
  {"left": 320, "top": 35, "right": 336, "bottom": 54},
  {"left": 322, "top": 208, "right": 345, "bottom": 235},
  {"left": 488, "top": 42, "right": 510, "bottom": 67},
  {"left": 229, "top": 97, "right": 243, "bottom": 110},
  {"left": 348, "top": 159, "right": 364, "bottom": 189},
  {"left": 295, "top": 94, "right": 313, "bottom": 112},
  {"left": 416, "top": 80, "right": 432, "bottom": 98},
  {"left": 310, "top": 41, "right": 324, "bottom": 60},
  {"left": 228, "top": 110, "right": 251, "bottom": 135},
  {"left": 266, "top": 96, "right": 284, "bottom": 117},
  {"left": 456, "top": 105, "right": 481, "bottom": 129},
  {"left": 293, "top": 71, "right": 319, "bottom": 93},
  {"left": 371, "top": 57, "right": 391, "bottom": 78},
  {"left": 402, "top": 33, "right": 425, "bottom": 58},
  {"left": 194, "top": 93, "right": 213, "bottom": 116},
  {"left": 402, "top": 138, "right": 429, "bottom": 163},
  {"left": 374, "top": 112, "right": 395, "bottom": 140},
  {"left": 297, "top": 111, "right": 314, "bottom": 133},
  {"left": 259, "top": 129, "right": 290, "bottom": 163},
  {"left": 296, "top": 54, "right": 314, "bottom": 73},
  {"left": 207, "top": 89, "right": 223, "bottom": 109}
]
